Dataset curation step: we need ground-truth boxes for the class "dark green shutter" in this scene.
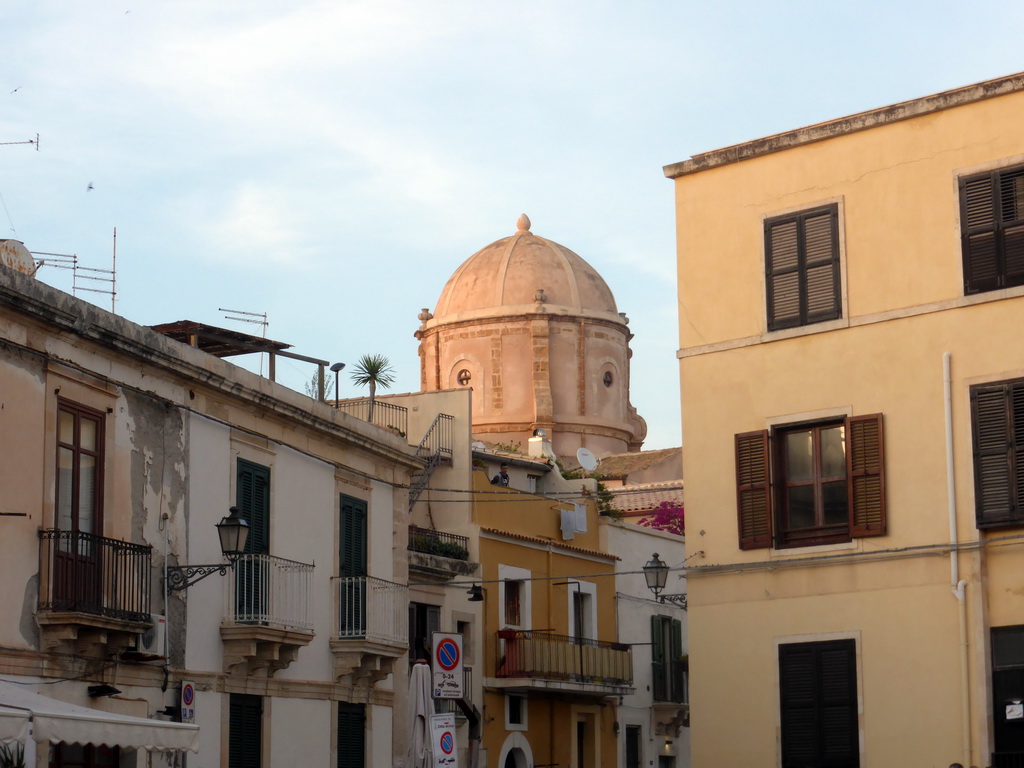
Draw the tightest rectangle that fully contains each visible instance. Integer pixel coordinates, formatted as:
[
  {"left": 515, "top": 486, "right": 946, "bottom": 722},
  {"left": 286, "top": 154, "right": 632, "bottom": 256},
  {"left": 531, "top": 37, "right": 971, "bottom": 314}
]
[
  {"left": 339, "top": 495, "right": 367, "bottom": 578},
  {"left": 229, "top": 694, "right": 262, "bottom": 768},
  {"left": 651, "top": 615, "right": 666, "bottom": 701},
  {"left": 779, "top": 640, "right": 858, "bottom": 768},
  {"left": 237, "top": 460, "right": 270, "bottom": 554},
  {"left": 736, "top": 430, "right": 773, "bottom": 549},
  {"left": 848, "top": 414, "right": 885, "bottom": 537},
  {"left": 337, "top": 702, "right": 366, "bottom": 768}
]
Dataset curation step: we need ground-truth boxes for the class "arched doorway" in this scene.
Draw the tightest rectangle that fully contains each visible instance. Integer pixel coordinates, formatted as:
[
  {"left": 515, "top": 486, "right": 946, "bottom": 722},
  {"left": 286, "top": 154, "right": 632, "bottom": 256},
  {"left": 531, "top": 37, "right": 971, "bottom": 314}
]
[{"left": 497, "top": 732, "right": 533, "bottom": 768}]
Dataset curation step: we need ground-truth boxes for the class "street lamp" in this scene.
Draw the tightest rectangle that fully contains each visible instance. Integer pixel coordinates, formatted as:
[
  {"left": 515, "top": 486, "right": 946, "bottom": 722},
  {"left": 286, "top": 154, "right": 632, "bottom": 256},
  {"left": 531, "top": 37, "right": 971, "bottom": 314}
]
[
  {"left": 643, "top": 553, "right": 669, "bottom": 599},
  {"left": 643, "top": 553, "right": 688, "bottom": 608},
  {"left": 330, "top": 362, "right": 346, "bottom": 407},
  {"left": 165, "top": 507, "right": 250, "bottom": 592}
]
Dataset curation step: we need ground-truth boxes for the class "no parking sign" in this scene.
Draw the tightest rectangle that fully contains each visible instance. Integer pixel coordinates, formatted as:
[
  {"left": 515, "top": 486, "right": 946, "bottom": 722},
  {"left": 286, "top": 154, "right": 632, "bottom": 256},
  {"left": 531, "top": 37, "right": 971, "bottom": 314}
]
[
  {"left": 431, "top": 632, "right": 464, "bottom": 699},
  {"left": 180, "top": 681, "right": 195, "bottom": 723},
  {"left": 429, "top": 713, "right": 458, "bottom": 768}
]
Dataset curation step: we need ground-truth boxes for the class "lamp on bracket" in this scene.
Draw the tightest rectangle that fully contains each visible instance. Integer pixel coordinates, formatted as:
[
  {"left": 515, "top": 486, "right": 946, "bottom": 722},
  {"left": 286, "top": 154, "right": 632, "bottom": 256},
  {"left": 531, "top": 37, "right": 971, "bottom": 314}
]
[
  {"left": 165, "top": 507, "right": 250, "bottom": 592},
  {"left": 643, "top": 552, "right": 688, "bottom": 609}
]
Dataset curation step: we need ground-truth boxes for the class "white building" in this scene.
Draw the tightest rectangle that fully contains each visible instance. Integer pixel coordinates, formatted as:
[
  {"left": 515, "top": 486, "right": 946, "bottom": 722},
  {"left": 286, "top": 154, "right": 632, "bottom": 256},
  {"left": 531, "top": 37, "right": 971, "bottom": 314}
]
[{"left": 0, "top": 258, "right": 420, "bottom": 767}]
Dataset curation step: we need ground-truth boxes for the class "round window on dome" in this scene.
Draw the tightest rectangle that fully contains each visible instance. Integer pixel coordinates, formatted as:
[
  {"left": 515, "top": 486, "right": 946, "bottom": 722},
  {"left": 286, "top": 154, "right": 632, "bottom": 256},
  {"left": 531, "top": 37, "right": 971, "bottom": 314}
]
[
  {"left": 603, "top": 371, "right": 613, "bottom": 388},
  {"left": 457, "top": 369, "right": 472, "bottom": 387}
]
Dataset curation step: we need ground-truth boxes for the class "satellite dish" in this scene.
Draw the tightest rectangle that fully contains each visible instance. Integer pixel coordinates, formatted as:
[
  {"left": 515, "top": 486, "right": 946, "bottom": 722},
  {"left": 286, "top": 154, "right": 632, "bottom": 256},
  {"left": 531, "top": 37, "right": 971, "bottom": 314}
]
[
  {"left": 576, "top": 447, "right": 598, "bottom": 472},
  {"left": 471, "top": 441, "right": 485, "bottom": 451}
]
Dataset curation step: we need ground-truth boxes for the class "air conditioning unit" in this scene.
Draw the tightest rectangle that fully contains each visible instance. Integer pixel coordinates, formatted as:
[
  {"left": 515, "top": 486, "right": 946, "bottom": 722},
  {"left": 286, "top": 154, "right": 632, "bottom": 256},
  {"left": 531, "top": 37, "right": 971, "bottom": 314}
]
[{"left": 132, "top": 615, "right": 166, "bottom": 659}]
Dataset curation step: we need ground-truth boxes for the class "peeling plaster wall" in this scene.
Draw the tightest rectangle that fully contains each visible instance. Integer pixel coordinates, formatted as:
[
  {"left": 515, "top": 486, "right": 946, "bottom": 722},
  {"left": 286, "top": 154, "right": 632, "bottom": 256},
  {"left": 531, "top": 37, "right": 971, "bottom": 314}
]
[{"left": 0, "top": 341, "right": 47, "bottom": 649}]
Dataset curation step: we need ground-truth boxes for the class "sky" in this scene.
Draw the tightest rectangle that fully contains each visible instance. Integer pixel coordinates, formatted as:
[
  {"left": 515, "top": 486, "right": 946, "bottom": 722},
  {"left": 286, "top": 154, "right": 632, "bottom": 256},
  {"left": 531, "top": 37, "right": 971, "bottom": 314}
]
[{"left": 2, "top": 1, "right": 1023, "bottom": 450}]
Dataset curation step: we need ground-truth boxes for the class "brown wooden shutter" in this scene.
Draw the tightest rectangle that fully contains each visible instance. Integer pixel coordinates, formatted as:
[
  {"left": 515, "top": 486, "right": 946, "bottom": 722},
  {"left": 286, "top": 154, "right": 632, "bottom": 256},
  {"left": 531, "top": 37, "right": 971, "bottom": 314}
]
[
  {"left": 999, "top": 169, "right": 1024, "bottom": 285},
  {"left": 736, "top": 430, "right": 772, "bottom": 549},
  {"left": 961, "top": 166, "right": 1024, "bottom": 294},
  {"left": 765, "top": 205, "right": 841, "bottom": 331},
  {"left": 961, "top": 173, "right": 999, "bottom": 293},
  {"left": 971, "top": 383, "right": 1015, "bottom": 526},
  {"left": 848, "top": 414, "right": 885, "bottom": 537}
]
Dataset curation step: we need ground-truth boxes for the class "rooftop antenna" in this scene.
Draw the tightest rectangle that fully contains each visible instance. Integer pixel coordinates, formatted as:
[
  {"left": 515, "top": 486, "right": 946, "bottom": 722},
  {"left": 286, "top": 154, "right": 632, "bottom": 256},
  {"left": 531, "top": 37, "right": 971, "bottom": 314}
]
[
  {"left": 32, "top": 231, "right": 118, "bottom": 313},
  {"left": 0, "top": 133, "right": 39, "bottom": 150},
  {"left": 220, "top": 307, "right": 269, "bottom": 374}
]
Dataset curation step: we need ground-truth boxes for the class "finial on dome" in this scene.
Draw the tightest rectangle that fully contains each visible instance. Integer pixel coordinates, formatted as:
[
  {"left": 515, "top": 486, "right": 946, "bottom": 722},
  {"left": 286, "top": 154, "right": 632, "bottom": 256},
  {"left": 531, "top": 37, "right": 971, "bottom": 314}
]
[
  {"left": 418, "top": 307, "right": 434, "bottom": 324},
  {"left": 516, "top": 214, "right": 531, "bottom": 233}
]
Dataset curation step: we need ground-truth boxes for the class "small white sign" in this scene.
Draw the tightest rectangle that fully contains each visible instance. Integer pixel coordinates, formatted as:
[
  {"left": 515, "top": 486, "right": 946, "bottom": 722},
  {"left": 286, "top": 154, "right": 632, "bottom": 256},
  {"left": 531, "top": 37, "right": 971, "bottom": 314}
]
[
  {"left": 430, "top": 713, "right": 458, "bottom": 768},
  {"left": 432, "top": 632, "right": 464, "bottom": 699},
  {"left": 1007, "top": 701, "right": 1024, "bottom": 721},
  {"left": 180, "top": 681, "right": 196, "bottom": 724}
]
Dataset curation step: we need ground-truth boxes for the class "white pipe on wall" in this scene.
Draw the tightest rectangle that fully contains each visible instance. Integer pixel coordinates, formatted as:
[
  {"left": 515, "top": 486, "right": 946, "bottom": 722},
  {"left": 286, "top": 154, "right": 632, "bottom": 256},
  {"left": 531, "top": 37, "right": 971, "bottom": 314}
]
[{"left": 945, "top": 351, "right": 971, "bottom": 766}]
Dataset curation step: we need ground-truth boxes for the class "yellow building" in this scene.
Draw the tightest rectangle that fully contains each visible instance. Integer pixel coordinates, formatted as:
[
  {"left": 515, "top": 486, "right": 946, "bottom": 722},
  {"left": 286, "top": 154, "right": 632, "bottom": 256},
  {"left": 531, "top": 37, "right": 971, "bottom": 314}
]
[
  {"left": 665, "top": 72, "right": 1024, "bottom": 767},
  {"left": 471, "top": 466, "right": 630, "bottom": 768}
]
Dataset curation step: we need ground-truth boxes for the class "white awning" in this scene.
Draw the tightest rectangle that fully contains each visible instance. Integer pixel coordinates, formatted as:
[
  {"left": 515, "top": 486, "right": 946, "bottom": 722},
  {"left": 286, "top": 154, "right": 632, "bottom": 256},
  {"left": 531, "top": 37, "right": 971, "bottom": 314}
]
[
  {"left": 0, "top": 682, "right": 198, "bottom": 752},
  {"left": 0, "top": 706, "right": 30, "bottom": 745}
]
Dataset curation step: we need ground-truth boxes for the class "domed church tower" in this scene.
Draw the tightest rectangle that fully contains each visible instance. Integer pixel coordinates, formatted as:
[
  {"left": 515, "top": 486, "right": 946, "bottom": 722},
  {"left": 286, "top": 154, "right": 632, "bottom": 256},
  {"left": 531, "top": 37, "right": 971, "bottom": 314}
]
[{"left": 415, "top": 214, "right": 647, "bottom": 458}]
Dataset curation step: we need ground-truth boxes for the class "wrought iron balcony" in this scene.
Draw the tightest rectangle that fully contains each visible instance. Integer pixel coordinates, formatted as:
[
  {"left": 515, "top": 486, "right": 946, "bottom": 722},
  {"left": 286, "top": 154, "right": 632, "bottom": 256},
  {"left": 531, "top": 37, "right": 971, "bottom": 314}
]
[
  {"left": 223, "top": 553, "right": 314, "bottom": 631},
  {"left": 408, "top": 525, "right": 470, "bottom": 561},
  {"left": 220, "top": 553, "right": 315, "bottom": 676},
  {"left": 336, "top": 575, "right": 408, "bottom": 644},
  {"left": 336, "top": 399, "right": 408, "bottom": 437},
  {"left": 38, "top": 529, "right": 152, "bottom": 623},
  {"left": 496, "top": 630, "right": 633, "bottom": 694},
  {"left": 331, "top": 576, "right": 408, "bottom": 685}
]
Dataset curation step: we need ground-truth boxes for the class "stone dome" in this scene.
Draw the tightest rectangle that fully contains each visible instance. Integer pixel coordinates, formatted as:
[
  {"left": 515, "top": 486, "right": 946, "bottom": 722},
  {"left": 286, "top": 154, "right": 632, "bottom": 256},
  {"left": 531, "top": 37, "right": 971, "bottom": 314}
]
[{"left": 432, "top": 214, "right": 618, "bottom": 321}]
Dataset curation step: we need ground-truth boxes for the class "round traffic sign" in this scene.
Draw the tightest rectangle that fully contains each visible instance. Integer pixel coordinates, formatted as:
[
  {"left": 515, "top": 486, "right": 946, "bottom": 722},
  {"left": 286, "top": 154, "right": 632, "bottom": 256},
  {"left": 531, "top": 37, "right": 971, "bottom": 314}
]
[
  {"left": 440, "top": 731, "right": 454, "bottom": 755},
  {"left": 182, "top": 683, "right": 195, "bottom": 706},
  {"left": 436, "top": 639, "right": 460, "bottom": 671}
]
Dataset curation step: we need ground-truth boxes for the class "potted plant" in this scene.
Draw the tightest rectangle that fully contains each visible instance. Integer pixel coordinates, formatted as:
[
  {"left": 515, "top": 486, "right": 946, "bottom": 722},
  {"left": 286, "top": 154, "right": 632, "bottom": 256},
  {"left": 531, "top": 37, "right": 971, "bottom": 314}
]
[{"left": 0, "top": 743, "right": 26, "bottom": 768}]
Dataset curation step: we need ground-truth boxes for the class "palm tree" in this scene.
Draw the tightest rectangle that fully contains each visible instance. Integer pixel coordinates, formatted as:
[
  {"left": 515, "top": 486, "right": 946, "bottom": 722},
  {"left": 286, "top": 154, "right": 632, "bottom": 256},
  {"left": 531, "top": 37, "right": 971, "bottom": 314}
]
[{"left": 350, "top": 354, "right": 396, "bottom": 423}]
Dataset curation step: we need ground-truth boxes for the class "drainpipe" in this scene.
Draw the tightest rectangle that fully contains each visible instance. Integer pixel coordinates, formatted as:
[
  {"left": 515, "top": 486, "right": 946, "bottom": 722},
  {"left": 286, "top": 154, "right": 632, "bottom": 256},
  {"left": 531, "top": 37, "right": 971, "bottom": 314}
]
[{"left": 945, "top": 351, "right": 971, "bottom": 767}]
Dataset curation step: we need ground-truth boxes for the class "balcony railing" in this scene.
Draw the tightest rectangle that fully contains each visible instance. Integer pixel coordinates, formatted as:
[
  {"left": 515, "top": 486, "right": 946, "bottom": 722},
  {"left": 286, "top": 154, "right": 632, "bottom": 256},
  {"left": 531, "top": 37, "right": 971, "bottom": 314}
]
[
  {"left": 336, "top": 576, "right": 408, "bottom": 645},
  {"left": 496, "top": 630, "right": 633, "bottom": 686},
  {"left": 336, "top": 399, "right": 409, "bottom": 437},
  {"left": 38, "top": 529, "right": 152, "bottom": 623},
  {"left": 408, "top": 525, "right": 470, "bottom": 561},
  {"left": 224, "top": 553, "right": 314, "bottom": 632},
  {"left": 652, "top": 658, "right": 688, "bottom": 704}
]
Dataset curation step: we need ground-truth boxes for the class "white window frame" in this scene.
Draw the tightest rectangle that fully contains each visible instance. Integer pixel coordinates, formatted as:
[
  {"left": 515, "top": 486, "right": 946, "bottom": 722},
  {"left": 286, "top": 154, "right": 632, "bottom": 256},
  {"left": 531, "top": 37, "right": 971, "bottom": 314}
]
[{"left": 498, "top": 564, "right": 532, "bottom": 630}]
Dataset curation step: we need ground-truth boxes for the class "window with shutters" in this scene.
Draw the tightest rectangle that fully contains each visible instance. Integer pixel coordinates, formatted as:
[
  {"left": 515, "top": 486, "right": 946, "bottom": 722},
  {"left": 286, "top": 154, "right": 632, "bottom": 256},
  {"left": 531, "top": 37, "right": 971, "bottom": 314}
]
[
  {"left": 765, "top": 205, "right": 842, "bottom": 331},
  {"left": 339, "top": 495, "right": 368, "bottom": 636},
  {"left": 337, "top": 701, "right": 366, "bottom": 768},
  {"left": 960, "top": 164, "right": 1024, "bottom": 295},
  {"left": 970, "top": 379, "right": 1024, "bottom": 528},
  {"left": 229, "top": 693, "right": 263, "bottom": 768},
  {"left": 779, "top": 639, "right": 859, "bottom": 768},
  {"left": 651, "top": 615, "right": 686, "bottom": 704},
  {"left": 236, "top": 460, "right": 270, "bottom": 622},
  {"left": 735, "top": 415, "right": 885, "bottom": 550}
]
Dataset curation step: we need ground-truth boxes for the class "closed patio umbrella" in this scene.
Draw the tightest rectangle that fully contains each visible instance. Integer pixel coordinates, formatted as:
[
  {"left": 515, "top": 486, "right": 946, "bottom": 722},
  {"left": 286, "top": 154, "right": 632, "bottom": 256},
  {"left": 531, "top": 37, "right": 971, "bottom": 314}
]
[{"left": 407, "top": 661, "right": 434, "bottom": 768}]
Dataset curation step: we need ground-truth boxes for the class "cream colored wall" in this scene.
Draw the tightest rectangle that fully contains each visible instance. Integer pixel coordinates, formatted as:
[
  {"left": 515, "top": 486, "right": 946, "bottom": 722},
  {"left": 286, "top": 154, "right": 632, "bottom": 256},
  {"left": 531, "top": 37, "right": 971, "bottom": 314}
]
[
  {"left": 673, "top": 86, "right": 1024, "bottom": 767},
  {"left": 675, "top": 91, "right": 1024, "bottom": 348}
]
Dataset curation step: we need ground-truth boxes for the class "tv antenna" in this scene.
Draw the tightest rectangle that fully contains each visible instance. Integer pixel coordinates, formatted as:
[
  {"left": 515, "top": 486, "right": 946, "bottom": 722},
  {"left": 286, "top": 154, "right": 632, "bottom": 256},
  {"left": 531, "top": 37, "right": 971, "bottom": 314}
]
[
  {"left": 0, "top": 133, "right": 39, "bottom": 150},
  {"left": 32, "top": 227, "right": 119, "bottom": 313},
  {"left": 220, "top": 307, "right": 269, "bottom": 374}
]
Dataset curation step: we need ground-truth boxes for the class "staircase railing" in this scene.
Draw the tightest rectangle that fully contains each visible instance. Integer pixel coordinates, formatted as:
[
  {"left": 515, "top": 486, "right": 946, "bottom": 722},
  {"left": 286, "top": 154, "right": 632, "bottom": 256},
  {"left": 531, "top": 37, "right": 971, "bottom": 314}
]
[{"left": 408, "top": 413, "right": 454, "bottom": 511}]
